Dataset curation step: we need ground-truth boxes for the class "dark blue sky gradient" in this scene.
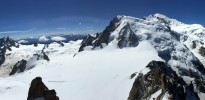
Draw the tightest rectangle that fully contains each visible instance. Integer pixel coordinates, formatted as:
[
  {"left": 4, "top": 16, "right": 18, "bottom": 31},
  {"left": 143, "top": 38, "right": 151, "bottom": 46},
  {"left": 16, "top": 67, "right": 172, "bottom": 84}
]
[{"left": 0, "top": 0, "right": 205, "bottom": 38}]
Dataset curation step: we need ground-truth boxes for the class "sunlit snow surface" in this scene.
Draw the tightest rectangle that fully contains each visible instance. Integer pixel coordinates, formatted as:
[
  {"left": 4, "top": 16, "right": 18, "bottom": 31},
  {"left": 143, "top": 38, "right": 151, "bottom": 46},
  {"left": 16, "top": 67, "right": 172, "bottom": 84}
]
[{"left": 0, "top": 40, "right": 162, "bottom": 100}]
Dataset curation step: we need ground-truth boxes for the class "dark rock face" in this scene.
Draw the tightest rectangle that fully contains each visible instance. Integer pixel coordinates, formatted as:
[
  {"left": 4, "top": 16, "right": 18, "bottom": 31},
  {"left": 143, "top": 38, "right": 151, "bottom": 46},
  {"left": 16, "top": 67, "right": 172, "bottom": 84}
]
[
  {"left": 192, "top": 41, "right": 197, "bottom": 49},
  {"left": 128, "top": 73, "right": 145, "bottom": 100},
  {"left": 78, "top": 16, "right": 140, "bottom": 52},
  {"left": 33, "top": 43, "right": 38, "bottom": 47},
  {"left": 195, "top": 78, "right": 205, "bottom": 93},
  {"left": 0, "top": 36, "right": 19, "bottom": 48},
  {"left": 92, "top": 16, "right": 122, "bottom": 48},
  {"left": 42, "top": 52, "right": 50, "bottom": 61},
  {"left": 117, "top": 24, "right": 139, "bottom": 48},
  {"left": 78, "top": 27, "right": 139, "bottom": 51},
  {"left": 59, "top": 42, "right": 64, "bottom": 47},
  {"left": 0, "top": 47, "right": 6, "bottom": 66},
  {"left": 157, "top": 49, "right": 171, "bottom": 62},
  {"left": 35, "top": 45, "right": 50, "bottom": 61},
  {"left": 191, "top": 58, "right": 205, "bottom": 75},
  {"left": 130, "top": 72, "right": 137, "bottom": 79},
  {"left": 199, "top": 46, "right": 205, "bottom": 57},
  {"left": 78, "top": 16, "right": 123, "bottom": 52},
  {"left": 146, "top": 61, "right": 179, "bottom": 78},
  {"left": 9, "top": 59, "right": 27, "bottom": 75},
  {"left": 78, "top": 34, "right": 95, "bottom": 52},
  {"left": 128, "top": 61, "right": 200, "bottom": 100}
]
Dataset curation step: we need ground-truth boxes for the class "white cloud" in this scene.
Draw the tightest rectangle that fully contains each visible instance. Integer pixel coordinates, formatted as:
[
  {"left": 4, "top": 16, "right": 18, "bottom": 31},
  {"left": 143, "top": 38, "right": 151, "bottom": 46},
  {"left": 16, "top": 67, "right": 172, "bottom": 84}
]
[
  {"left": 18, "top": 40, "right": 28, "bottom": 43},
  {"left": 39, "top": 36, "right": 49, "bottom": 42},
  {"left": 51, "top": 36, "right": 66, "bottom": 41}
]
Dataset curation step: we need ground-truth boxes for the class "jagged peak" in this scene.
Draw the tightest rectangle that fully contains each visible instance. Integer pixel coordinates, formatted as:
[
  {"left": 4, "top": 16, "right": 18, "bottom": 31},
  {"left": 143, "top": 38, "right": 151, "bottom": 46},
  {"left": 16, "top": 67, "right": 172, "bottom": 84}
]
[{"left": 115, "top": 14, "right": 205, "bottom": 31}]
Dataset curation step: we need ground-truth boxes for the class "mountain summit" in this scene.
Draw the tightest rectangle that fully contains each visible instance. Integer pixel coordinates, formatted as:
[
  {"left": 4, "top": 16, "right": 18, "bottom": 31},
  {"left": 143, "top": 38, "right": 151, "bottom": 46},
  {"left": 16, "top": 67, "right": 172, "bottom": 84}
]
[
  {"left": 79, "top": 13, "right": 205, "bottom": 77},
  {"left": 78, "top": 13, "right": 205, "bottom": 99},
  {"left": 80, "top": 13, "right": 205, "bottom": 50}
]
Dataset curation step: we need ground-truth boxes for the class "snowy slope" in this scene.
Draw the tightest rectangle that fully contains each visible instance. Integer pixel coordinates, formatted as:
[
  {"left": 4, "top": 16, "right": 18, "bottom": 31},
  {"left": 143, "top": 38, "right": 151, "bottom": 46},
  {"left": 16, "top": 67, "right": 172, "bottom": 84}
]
[
  {"left": 79, "top": 14, "right": 205, "bottom": 79},
  {"left": 146, "top": 14, "right": 205, "bottom": 65},
  {"left": 0, "top": 44, "right": 44, "bottom": 76},
  {"left": 0, "top": 41, "right": 162, "bottom": 100}
]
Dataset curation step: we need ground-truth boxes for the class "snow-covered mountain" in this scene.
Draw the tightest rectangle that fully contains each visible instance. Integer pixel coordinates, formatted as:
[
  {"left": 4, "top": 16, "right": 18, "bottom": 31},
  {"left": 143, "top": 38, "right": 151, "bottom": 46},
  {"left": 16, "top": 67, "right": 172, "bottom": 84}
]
[
  {"left": 79, "top": 13, "right": 205, "bottom": 99},
  {"left": 0, "top": 14, "right": 205, "bottom": 100},
  {"left": 79, "top": 13, "right": 205, "bottom": 76}
]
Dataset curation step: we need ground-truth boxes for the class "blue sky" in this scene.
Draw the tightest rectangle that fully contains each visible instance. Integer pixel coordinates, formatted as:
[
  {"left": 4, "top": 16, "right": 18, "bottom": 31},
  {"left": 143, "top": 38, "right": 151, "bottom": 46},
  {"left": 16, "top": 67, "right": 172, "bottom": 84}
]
[{"left": 0, "top": 0, "right": 205, "bottom": 38}]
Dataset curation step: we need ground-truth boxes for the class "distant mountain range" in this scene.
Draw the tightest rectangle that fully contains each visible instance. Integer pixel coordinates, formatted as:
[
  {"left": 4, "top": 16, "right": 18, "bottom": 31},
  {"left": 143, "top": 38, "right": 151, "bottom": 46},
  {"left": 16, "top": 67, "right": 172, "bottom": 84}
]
[{"left": 17, "top": 34, "right": 85, "bottom": 45}]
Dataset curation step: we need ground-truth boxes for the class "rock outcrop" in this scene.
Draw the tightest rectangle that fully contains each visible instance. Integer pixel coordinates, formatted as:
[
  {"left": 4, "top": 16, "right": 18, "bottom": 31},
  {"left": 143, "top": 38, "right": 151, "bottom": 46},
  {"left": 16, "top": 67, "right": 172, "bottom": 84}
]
[
  {"left": 92, "top": 16, "right": 122, "bottom": 48},
  {"left": 0, "top": 36, "right": 19, "bottom": 48},
  {"left": 78, "top": 16, "right": 123, "bottom": 52},
  {"left": 128, "top": 61, "right": 201, "bottom": 100},
  {"left": 117, "top": 24, "right": 139, "bottom": 48},
  {"left": 128, "top": 73, "right": 145, "bottom": 100},
  {"left": 59, "top": 42, "right": 64, "bottom": 47},
  {"left": 0, "top": 47, "right": 6, "bottom": 66},
  {"left": 199, "top": 46, "right": 205, "bottom": 57},
  {"left": 35, "top": 45, "right": 50, "bottom": 61},
  {"left": 78, "top": 34, "right": 95, "bottom": 52},
  {"left": 9, "top": 59, "right": 27, "bottom": 75},
  {"left": 33, "top": 43, "right": 38, "bottom": 47}
]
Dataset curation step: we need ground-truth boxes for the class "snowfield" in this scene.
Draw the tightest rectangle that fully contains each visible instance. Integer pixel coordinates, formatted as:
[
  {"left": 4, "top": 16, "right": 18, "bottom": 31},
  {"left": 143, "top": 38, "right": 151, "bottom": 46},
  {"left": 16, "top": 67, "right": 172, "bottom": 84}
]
[{"left": 0, "top": 40, "right": 162, "bottom": 100}]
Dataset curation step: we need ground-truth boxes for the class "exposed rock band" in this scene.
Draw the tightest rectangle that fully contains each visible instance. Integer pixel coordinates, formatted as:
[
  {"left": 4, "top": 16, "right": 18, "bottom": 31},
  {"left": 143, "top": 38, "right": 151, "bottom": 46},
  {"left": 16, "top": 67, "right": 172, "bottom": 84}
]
[{"left": 27, "top": 77, "right": 59, "bottom": 100}]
